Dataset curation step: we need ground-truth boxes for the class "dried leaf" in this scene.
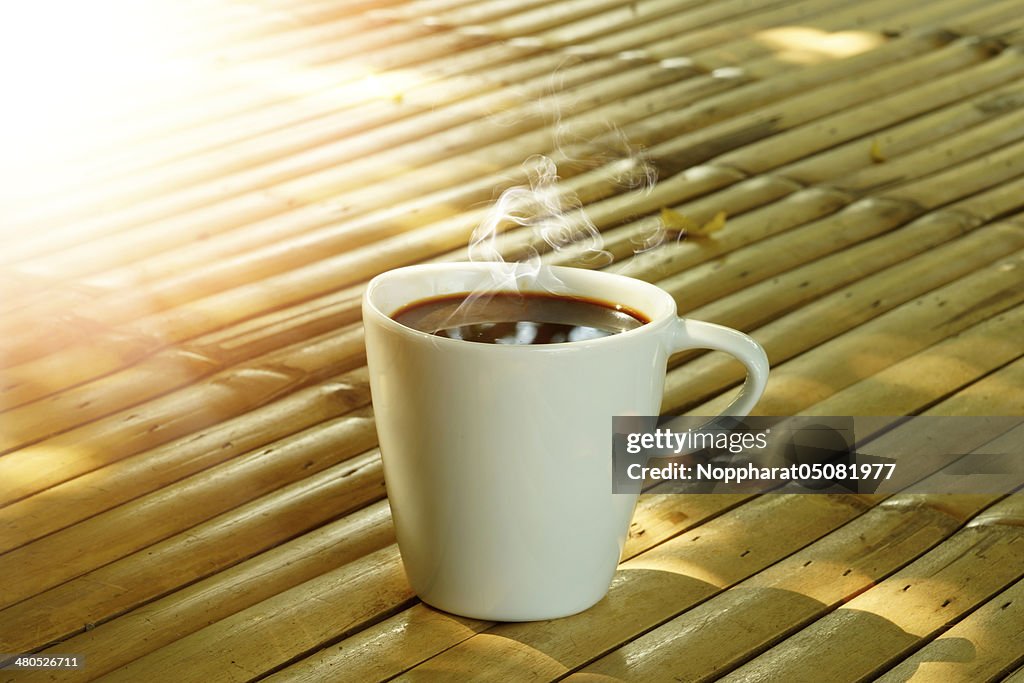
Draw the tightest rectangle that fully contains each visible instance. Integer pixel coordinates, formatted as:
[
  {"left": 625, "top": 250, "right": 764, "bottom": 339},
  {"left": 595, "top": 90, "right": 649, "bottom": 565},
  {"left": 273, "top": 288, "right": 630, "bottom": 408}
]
[
  {"left": 660, "top": 207, "right": 727, "bottom": 241},
  {"left": 870, "top": 138, "right": 886, "bottom": 163},
  {"left": 697, "top": 210, "right": 727, "bottom": 235},
  {"left": 660, "top": 207, "right": 699, "bottom": 232}
]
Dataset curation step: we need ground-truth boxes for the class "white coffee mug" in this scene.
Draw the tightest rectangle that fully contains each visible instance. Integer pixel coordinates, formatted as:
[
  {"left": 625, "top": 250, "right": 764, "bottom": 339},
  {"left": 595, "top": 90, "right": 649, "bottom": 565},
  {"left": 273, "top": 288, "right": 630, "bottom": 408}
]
[{"left": 362, "top": 263, "right": 769, "bottom": 621}]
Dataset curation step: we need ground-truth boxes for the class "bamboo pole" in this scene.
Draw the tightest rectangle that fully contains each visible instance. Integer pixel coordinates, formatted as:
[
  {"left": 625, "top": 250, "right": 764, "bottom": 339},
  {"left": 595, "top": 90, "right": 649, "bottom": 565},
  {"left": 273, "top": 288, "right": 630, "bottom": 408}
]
[
  {"left": 545, "top": 175, "right": 808, "bottom": 270},
  {"left": 21, "top": 493, "right": 748, "bottom": 680},
  {"left": 691, "top": 247, "right": 1024, "bottom": 417},
  {"left": 0, "top": 34, "right": 966, "bottom": 374},
  {"left": 0, "top": 372, "right": 371, "bottom": 551},
  {"left": 4, "top": 40, "right": 1015, "bottom": 423},
  {"left": 12, "top": 501, "right": 396, "bottom": 683},
  {"left": 4, "top": 53, "right": 635, "bottom": 246},
  {"left": 804, "top": 304, "right": 1024, "bottom": 417},
  {"left": 96, "top": 544, "right": 416, "bottom": 683},
  {"left": 4, "top": 0, "right": 903, "bottom": 234},
  {"left": 714, "top": 48, "right": 1024, "bottom": 175},
  {"left": 719, "top": 493, "right": 1024, "bottom": 683},
  {"left": 880, "top": 136, "right": 1024, "bottom": 210},
  {"left": 0, "top": 448, "right": 388, "bottom": 654},
  {"left": 16, "top": 62, "right": 731, "bottom": 278},
  {"left": 438, "top": 164, "right": 748, "bottom": 264},
  {"left": 681, "top": 177, "right": 1024, "bottom": 335},
  {"left": 0, "top": 0, "right": 724, "bottom": 234},
  {"left": 0, "top": 321, "right": 365, "bottom": 457},
  {"left": 578, "top": 430, "right": 1024, "bottom": 682},
  {"left": 662, "top": 225, "right": 1024, "bottom": 413},
  {"left": 104, "top": 495, "right": 872, "bottom": 683},
  {"left": 444, "top": 34, "right": 1006, "bottom": 275},
  {"left": 876, "top": 577, "right": 1024, "bottom": 682},
  {"left": 779, "top": 80, "right": 1024, "bottom": 184},
  {"left": 6, "top": 53, "right": 1019, "bottom": 404},
  {"left": 646, "top": 37, "right": 998, "bottom": 176},
  {"left": 499, "top": 72, "right": 1024, "bottom": 278},
  {"left": 0, "top": 0, "right": 461, "bottom": 202},
  {"left": 594, "top": 0, "right": 866, "bottom": 57},
  {"left": 515, "top": 60, "right": 1024, "bottom": 278},
  {"left": 0, "top": 348, "right": 221, "bottom": 454},
  {"left": 928, "top": 356, "right": 1024, "bottom": 416},
  {"left": 0, "top": 31, "right": 925, "bottom": 335},
  {"left": 3, "top": 27, "right": 944, "bottom": 275},
  {"left": 0, "top": 409, "right": 377, "bottom": 610},
  {"left": 579, "top": 366, "right": 1024, "bottom": 679},
  {"left": 601, "top": 182, "right": 846, "bottom": 281},
  {"left": 653, "top": 196, "right": 922, "bottom": 314},
  {"left": 0, "top": 339, "right": 369, "bottom": 506}
]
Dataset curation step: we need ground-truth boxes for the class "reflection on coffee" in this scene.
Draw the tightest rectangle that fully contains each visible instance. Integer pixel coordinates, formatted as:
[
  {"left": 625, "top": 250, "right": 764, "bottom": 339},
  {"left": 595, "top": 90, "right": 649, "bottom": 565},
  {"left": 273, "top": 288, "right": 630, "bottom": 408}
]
[{"left": 392, "top": 292, "right": 649, "bottom": 345}]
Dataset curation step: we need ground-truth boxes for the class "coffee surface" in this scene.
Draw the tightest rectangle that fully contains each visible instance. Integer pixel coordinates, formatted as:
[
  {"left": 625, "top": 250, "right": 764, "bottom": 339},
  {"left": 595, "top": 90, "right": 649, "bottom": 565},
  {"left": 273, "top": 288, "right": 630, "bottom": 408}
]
[{"left": 392, "top": 291, "right": 649, "bottom": 344}]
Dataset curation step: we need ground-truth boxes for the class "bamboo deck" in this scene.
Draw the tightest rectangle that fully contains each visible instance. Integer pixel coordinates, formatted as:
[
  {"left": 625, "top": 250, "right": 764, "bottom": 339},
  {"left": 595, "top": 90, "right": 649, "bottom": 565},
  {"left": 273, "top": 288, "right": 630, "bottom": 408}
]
[{"left": 1, "top": 0, "right": 1023, "bottom": 680}]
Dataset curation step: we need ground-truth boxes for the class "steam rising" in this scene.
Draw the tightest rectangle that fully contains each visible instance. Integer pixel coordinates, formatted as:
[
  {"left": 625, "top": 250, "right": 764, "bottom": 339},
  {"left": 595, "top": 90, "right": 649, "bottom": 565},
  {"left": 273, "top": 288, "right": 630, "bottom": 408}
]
[
  {"left": 449, "top": 81, "right": 663, "bottom": 326},
  {"left": 468, "top": 155, "right": 612, "bottom": 273}
]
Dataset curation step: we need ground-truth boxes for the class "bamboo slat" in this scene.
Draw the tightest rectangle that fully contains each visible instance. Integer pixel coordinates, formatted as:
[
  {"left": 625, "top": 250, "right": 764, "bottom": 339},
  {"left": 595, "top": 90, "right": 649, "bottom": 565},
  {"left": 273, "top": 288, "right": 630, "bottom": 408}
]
[
  {"left": 778, "top": 80, "right": 1024, "bottom": 184},
  {"left": 3, "top": 1, "right": 1023, "bottom": 679},
  {"left": 656, "top": 196, "right": 922, "bottom": 313},
  {"left": 643, "top": 37, "right": 994, "bottom": 175},
  {"left": 612, "top": 77, "right": 1024, "bottom": 283},
  {"left": 606, "top": 183, "right": 850, "bottom": 282},
  {"left": 552, "top": 0, "right": 821, "bottom": 57},
  {"left": 0, "top": 30, "right": 937, "bottom": 378},
  {"left": 720, "top": 50, "right": 1024, "bottom": 177},
  {"left": 122, "top": 495, "right": 872, "bottom": 683},
  {"left": 0, "top": 31, "right": 962, "bottom": 376},
  {"left": 719, "top": 493, "right": 1024, "bottom": 683},
  {"left": 66, "top": 492, "right": 746, "bottom": 682},
  {"left": 664, "top": 233, "right": 1024, "bottom": 413},
  {"left": 262, "top": 494, "right": 752, "bottom": 683},
  {"left": 935, "top": 356, "right": 1024, "bottom": 416},
  {"left": 0, "top": 349, "right": 221, "bottom": 454},
  {"left": 0, "top": 330, "right": 164, "bottom": 410},
  {"left": 875, "top": 576, "right": 1024, "bottom": 681},
  {"left": 575, "top": 497, "right": 1000, "bottom": 683},
  {"left": 2, "top": 23, "right": 943, "bottom": 286},
  {"left": 94, "top": 545, "right": 415, "bottom": 683},
  {"left": 683, "top": 181, "right": 1024, "bottom": 336},
  {"left": 574, "top": 365, "right": 1024, "bottom": 682},
  {"left": 0, "top": 343, "right": 369, "bottom": 507},
  {"left": 0, "top": 0, "right": 736, "bottom": 251},
  {"left": 0, "top": 448, "right": 386, "bottom": 655},
  {"left": 548, "top": 176, "right": 810, "bottom": 270},
  {"left": 880, "top": 137, "right": 1024, "bottom": 210},
  {"left": 5, "top": 501, "right": 396, "bottom": 683},
  {"left": 0, "top": 372, "right": 369, "bottom": 551},
  {"left": 725, "top": 249, "right": 1024, "bottom": 416},
  {"left": 804, "top": 304, "right": 1024, "bottom": 416},
  {"left": 823, "top": 106, "right": 1024, "bottom": 195},
  {"left": 0, "top": 410, "right": 376, "bottom": 610}
]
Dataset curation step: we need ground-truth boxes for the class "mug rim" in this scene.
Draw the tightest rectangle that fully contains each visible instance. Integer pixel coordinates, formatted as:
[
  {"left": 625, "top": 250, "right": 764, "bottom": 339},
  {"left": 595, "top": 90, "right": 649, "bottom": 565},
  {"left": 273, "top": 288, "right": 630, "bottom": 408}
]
[{"left": 363, "top": 262, "right": 679, "bottom": 351}]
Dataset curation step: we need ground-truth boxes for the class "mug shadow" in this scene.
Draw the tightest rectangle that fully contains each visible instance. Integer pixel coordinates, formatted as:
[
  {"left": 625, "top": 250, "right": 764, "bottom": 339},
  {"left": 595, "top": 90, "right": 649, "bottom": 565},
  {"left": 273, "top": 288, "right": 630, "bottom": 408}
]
[{"left": 415, "top": 580, "right": 979, "bottom": 683}]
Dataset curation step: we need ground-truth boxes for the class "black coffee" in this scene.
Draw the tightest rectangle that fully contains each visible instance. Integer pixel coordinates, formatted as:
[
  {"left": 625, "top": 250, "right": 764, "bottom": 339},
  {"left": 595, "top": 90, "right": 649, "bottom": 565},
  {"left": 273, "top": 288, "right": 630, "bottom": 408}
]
[{"left": 391, "top": 291, "right": 649, "bottom": 345}]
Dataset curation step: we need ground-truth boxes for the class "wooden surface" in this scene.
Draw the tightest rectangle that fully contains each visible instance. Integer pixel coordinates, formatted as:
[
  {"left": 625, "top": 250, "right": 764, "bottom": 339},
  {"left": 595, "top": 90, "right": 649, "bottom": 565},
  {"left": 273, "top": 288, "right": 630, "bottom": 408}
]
[{"left": 1, "top": 0, "right": 1023, "bottom": 680}]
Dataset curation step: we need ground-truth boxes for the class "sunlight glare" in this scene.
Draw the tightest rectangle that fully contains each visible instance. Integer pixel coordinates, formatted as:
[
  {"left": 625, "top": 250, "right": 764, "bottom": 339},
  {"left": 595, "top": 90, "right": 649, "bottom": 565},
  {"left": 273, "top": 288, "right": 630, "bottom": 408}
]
[{"left": 755, "top": 27, "right": 886, "bottom": 65}]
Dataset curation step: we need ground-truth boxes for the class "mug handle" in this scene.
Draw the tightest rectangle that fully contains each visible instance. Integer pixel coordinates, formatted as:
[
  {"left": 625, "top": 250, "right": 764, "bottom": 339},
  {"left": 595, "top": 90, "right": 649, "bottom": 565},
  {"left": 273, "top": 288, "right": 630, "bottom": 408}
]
[{"left": 668, "top": 318, "right": 769, "bottom": 417}]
